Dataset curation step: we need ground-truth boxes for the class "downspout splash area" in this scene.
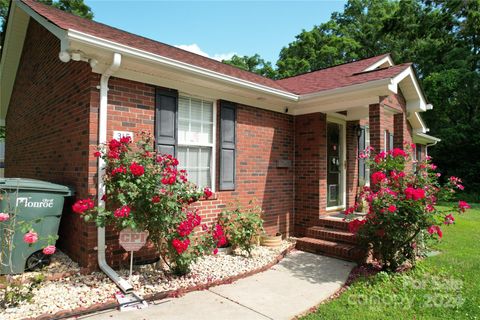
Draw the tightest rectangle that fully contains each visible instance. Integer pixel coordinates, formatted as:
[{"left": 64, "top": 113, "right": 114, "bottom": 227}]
[{"left": 96, "top": 52, "right": 134, "bottom": 293}]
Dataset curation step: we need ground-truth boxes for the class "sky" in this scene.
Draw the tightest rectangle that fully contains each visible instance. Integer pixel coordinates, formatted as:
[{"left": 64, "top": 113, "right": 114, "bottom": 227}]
[{"left": 84, "top": 1, "right": 347, "bottom": 64}]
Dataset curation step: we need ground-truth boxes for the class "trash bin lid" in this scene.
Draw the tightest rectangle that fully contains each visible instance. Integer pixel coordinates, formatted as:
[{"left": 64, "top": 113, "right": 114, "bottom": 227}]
[{"left": 0, "top": 178, "right": 74, "bottom": 195}]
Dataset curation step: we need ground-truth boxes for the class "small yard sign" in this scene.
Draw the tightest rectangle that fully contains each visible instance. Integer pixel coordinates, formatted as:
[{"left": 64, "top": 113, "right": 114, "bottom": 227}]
[
  {"left": 119, "top": 228, "right": 149, "bottom": 252},
  {"left": 119, "top": 228, "right": 149, "bottom": 283}
]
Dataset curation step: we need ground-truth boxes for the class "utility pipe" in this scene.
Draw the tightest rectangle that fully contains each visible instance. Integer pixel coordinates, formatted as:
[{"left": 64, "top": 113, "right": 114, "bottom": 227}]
[{"left": 97, "top": 53, "right": 133, "bottom": 293}]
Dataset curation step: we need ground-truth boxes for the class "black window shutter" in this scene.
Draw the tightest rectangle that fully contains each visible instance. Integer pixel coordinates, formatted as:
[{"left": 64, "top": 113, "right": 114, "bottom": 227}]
[
  {"left": 220, "top": 101, "right": 236, "bottom": 190},
  {"left": 389, "top": 133, "right": 394, "bottom": 151},
  {"left": 155, "top": 87, "right": 178, "bottom": 156},
  {"left": 358, "top": 126, "right": 366, "bottom": 184}
]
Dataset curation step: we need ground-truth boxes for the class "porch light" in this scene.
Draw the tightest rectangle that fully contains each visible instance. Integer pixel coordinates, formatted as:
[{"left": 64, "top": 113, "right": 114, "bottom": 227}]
[{"left": 356, "top": 125, "right": 362, "bottom": 137}]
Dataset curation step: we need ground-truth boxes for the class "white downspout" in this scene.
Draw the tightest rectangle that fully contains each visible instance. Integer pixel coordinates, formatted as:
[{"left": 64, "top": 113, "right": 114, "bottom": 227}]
[
  {"left": 425, "top": 141, "right": 438, "bottom": 157},
  {"left": 97, "top": 53, "right": 133, "bottom": 293}
]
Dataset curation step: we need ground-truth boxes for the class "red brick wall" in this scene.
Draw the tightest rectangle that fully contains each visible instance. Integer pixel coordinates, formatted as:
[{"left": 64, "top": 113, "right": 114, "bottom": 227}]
[
  {"left": 346, "top": 121, "right": 360, "bottom": 208},
  {"left": 86, "top": 77, "right": 295, "bottom": 267},
  {"left": 5, "top": 20, "right": 94, "bottom": 266},
  {"left": 294, "top": 112, "right": 327, "bottom": 235}
]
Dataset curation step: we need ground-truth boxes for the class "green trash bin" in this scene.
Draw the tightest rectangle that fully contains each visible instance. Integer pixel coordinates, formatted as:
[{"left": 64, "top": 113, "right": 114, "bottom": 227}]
[{"left": 0, "top": 178, "right": 74, "bottom": 274}]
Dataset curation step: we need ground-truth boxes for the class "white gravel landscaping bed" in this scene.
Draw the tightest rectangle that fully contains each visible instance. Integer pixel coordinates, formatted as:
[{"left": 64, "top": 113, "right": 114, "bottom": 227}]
[{"left": 1, "top": 240, "right": 294, "bottom": 320}]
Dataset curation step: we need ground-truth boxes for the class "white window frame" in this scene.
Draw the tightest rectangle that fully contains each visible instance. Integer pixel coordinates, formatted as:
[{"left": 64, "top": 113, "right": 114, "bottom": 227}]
[
  {"left": 177, "top": 94, "right": 217, "bottom": 191},
  {"left": 364, "top": 125, "right": 371, "bottom": 186},
  {"left": 384, "top": 130, "right": 388, "bottom": 151}
]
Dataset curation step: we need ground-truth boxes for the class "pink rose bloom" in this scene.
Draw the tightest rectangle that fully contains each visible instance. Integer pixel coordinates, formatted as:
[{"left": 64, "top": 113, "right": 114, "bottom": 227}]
[
  {"left": 458, "top": 201, "right": 471, "bottom": 213},
  {"left": 0, "top": 213, "right": 9, "bottom": 222},
  {"left": 23, "top": 231, "right": 38, "bottom": 244},
  {"left": 43, "top": 245, "right": 56, "bottom": 255},
  {"left": 444, "top": 214, "right": 455, "bottom": 225}
]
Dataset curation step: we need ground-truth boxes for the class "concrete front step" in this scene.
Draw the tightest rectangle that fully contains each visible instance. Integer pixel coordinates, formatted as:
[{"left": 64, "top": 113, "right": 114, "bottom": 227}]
[
  {"left": 317, "top": 216, "right": 350, "bottom": 231},
  {"left": 306, "top": 226, "right": 356, "bottom": 244},
  {"left": 296, "top": 237, "right": 365, "bottom": 262}
]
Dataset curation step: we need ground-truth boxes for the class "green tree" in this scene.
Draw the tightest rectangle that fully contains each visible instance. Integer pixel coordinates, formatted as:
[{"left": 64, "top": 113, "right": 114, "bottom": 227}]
[
  {"left": 276, "top": 0, "right": 480, "bottom": 192},
  {"left": 223, "top": 54, "right": 278, "bottom": 79}
]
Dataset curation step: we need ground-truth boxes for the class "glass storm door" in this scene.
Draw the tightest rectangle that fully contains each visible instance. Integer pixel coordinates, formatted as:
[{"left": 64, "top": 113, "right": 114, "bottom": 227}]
[{"left": 327, "top": 122, "right": 344, "bottom": 208}]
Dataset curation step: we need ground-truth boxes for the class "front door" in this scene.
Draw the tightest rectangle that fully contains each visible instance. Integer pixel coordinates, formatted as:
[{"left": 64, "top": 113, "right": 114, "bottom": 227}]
[{"left": 327, "top": 121, "right": 345, "bottom": 208}]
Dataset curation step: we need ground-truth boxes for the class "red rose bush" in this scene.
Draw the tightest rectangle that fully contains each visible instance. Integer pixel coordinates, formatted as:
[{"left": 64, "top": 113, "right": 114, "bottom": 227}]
[
  {"left": 347, "top": 144, "right": 470, "bottom": 271},
  {"left": 73, "top": 132, "right": 221, "bottom": 275}
]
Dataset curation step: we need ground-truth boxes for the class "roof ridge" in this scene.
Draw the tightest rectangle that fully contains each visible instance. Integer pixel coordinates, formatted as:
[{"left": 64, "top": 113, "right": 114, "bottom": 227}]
[{"left": 276, "top": 53, "right": 391, "bottom": 81}]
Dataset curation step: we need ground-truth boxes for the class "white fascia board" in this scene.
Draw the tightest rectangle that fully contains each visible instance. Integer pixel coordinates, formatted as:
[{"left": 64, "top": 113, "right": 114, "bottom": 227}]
[
  {"left": 16, "top": 1, "right": 68, "bottom": 42},
  {"left": 67, "top": 29, "right": 298, "bottom": 101},
  {"left": 363, "top": 55, "right": 394, "bottom": 71},
  {"left": 298, "top": 78, "right": 391, "bottom": 102},
  {"left": 392, "top": 66, "right": 427, "bottom": 112}
]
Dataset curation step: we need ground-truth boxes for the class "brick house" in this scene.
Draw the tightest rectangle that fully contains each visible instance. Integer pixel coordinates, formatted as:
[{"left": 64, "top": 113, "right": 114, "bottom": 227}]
[{"left": 0, "top": 0, "right": 440, "bottom": 269}]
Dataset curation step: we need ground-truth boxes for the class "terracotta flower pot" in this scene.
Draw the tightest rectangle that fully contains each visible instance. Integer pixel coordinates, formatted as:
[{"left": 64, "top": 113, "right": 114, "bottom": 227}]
[{"left": 260, "top": 233, "right": 282, "bottom": 247}]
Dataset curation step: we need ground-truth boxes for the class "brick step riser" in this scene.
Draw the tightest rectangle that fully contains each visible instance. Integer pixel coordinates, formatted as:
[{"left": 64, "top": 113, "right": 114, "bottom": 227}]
[
  {"left": 305, "top": 229, "right": 356, "bottom": 244},
  {"left": 296, "top": 240, "right": 365, "bottom": 263},
  {"left": 317, "top": 219, "right": 349, "bottom": 231}
]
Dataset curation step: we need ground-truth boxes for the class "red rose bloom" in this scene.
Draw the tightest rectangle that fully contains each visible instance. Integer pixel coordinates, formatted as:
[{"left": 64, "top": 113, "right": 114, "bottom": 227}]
[
  {"left": 371, "top": 171, "right": 386, "bottom": 185},
  {"left": 120, "top": 136, "right": 131, "bottom": 144},
  {"left": 151, "top": 195, "right": 161, "bottom": 203},
  {"left": 93, "top": 151, "right": 101, "bottom": 158},
  {"left": 348, "top": 219, "right": 366, "bottom": 234},
  {"left": 405, "top": 187, "right": 426, "bottom": 201},
  {"left": 129, "top": 162, "right": 145, "bottom": 177},
  {"left": 114, "top": 205, "right": 131, "bottom": 218},
  {"left": 107, "top": 150, "right": 120, "bottom": 159},
  {"left": 172, "top": 238, "right": 190, "bottom": 254},
  {"left": 108, "top": 139, "right": 121, "bottom": 151},
  {"left": 390, "top": 148, "right": 407, "bottom": 158},
  {"left": 111, "top": 165, "right": 127, "bottom": 176},
  {"left": 203, "top": 187, "right": 213, "bottom": 199},
  {"left": 72, "top": 198, "right": 94, "bottom": 214}
]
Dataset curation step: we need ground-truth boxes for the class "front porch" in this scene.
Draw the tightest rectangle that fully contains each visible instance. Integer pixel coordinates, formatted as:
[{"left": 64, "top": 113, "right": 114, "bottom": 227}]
[{"left": 294, "top": 95, "right": 413, "bottom": 236}]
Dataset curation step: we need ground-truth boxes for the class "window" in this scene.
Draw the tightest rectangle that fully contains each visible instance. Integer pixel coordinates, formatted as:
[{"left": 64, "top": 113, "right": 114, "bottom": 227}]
[
  {"left": 416, "top": 144, "right": 423, "bottom": 162},
  {"left": 177, "top": 96, "right": 215, "bottom": 189},
  {"left": 413, "top": 144, "right": 423, "bottom": 172},
  {"left": 359, "top": 126, "right": 370, "bottom": 186},
  {"left": 384, "top": 130, "right": 394, "bottom": 151}
]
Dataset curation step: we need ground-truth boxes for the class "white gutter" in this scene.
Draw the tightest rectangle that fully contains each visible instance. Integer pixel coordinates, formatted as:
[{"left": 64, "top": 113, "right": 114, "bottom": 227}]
[
  {"left": 298, "top": 78, "right": 391, "bottom": 102},
  {"left": 97, "top": 52, "right": 133, "bottom": 293},
  {"left": 67, "top": 29, "right": 298, "bottom": 101}
]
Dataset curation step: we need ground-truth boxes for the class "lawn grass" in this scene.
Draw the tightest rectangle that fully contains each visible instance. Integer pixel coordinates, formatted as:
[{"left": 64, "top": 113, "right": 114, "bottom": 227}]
[{"left": 303, "top": 203, "right": 480, "bottom": 320}]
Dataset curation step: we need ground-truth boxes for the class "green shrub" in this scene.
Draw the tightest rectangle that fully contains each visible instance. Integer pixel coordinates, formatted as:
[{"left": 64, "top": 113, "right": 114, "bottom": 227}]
[{"left": 218, "top": 201, "right": 264, "bottom": 256}]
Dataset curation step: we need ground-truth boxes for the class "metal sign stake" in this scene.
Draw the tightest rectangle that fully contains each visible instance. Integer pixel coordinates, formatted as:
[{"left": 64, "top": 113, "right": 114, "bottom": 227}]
[{"left": 129, "top": 250, "right": 134, "bottom": 282}]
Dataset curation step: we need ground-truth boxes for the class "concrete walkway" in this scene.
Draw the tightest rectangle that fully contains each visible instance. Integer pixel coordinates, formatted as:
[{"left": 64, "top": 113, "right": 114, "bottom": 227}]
[{"left": 81, "top": 251, "right": 355, "bottom": 320}]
